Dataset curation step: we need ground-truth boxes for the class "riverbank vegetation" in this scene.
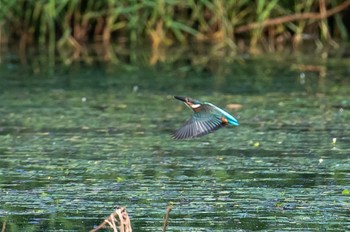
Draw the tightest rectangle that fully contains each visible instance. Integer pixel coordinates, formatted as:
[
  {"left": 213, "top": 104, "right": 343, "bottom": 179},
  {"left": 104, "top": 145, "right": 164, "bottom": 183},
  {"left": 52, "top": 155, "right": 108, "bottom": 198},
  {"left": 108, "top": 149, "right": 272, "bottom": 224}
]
[{"left": 1, "top": 0, "right": 350, "bottom": 64}]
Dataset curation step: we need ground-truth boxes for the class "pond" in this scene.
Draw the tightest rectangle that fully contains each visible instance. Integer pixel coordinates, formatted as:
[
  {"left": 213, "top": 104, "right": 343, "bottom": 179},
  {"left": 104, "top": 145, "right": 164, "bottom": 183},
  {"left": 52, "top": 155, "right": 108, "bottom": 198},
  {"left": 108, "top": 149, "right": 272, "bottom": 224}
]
[{"left": 0, "top": 49, "right": 349, "bottom": 231}]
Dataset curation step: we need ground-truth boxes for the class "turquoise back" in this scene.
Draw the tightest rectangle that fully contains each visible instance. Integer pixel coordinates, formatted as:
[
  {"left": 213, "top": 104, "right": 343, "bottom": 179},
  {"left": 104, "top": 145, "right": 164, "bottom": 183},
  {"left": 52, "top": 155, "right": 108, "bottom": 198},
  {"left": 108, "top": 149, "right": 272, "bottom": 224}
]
[{"left": 207, "top": 103, "right": 239, "bottom": 126}]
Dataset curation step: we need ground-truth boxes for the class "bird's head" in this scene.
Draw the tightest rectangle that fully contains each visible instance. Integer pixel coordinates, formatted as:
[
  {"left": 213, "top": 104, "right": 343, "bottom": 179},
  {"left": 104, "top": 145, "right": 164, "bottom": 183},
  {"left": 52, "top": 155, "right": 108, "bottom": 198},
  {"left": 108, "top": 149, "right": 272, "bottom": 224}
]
[{"left": 174, "top": 96, "right": 202, "bottom": 109}]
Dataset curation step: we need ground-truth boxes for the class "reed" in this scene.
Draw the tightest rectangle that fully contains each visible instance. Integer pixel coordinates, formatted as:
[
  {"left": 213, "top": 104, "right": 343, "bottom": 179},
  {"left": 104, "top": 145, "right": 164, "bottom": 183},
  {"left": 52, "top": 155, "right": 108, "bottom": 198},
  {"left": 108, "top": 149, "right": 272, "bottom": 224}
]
[{"left": 1, "top": 0, "right": 349, "bottom": 60}]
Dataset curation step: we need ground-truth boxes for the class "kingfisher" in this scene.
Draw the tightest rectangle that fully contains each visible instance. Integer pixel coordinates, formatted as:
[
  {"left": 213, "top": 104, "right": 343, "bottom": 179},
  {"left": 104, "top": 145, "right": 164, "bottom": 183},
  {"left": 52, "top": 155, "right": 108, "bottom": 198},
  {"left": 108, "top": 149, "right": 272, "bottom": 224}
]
[{"left": 173, "top": 96, "right": 239, "bottom": 139}]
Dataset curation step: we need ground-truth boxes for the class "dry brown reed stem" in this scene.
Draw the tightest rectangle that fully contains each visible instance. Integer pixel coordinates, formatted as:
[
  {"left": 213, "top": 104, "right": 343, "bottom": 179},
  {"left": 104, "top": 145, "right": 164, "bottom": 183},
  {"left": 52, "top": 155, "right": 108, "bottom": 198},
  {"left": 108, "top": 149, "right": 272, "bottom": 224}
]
[
  {"left": 1, "top": 222, "right": 6, "bottom": 232},
  {"left": 162, "top": 204, "right": 173, "bottom": 232},
  {"left": 293, "top": 64, "right": 327, "bottom": 77},
  {"left": 236, "top": 0, "right": 350, "bottom": 33},
  {"left": 90, "top": 207, "right": 132, "bottom": 232}
]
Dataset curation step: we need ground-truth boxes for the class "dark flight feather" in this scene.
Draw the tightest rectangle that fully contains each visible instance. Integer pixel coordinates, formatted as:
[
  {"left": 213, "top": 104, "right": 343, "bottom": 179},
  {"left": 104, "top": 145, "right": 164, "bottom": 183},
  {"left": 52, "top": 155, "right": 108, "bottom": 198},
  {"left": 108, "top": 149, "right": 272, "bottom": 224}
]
[{"left": 173, "top": 107, "right": 224, "bottom": 139}]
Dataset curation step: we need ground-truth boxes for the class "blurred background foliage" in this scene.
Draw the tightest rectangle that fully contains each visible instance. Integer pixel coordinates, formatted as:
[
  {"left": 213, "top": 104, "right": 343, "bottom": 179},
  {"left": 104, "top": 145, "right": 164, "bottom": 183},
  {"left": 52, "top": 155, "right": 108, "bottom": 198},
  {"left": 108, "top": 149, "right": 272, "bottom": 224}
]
[{"left": 0, "top": 0, "right": 350, "bottom": 65}]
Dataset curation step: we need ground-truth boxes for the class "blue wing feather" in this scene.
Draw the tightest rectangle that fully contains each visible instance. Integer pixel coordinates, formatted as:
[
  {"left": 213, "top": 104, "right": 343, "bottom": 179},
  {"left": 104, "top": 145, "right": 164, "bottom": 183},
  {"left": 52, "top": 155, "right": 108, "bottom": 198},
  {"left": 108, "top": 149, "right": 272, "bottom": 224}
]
[{"left": 173, "top": 102, "right": 238, "bottom": 140}]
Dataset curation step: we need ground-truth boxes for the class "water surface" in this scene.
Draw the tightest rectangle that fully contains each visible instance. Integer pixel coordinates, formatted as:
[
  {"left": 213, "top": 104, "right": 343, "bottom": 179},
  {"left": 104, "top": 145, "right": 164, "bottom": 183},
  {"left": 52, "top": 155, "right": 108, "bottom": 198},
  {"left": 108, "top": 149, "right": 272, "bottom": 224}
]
[{"left": 0, "top": 51, "right": 349, "bottom": 231}]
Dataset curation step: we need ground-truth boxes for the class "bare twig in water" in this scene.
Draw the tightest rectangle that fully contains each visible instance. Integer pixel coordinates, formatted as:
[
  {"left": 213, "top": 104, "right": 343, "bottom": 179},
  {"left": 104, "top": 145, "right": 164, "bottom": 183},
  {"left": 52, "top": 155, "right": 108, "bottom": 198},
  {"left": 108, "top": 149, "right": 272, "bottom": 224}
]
[
  {"left": 92, "top": 204, "right": 173, "bottom": 231},
  {"left": 236, "top": 0, "right": 350, "bottom": 33},
  {"left": 162, "top": 203, "right": 173, "bottom": 232},
  {"left": 90, "top": 207, "right": 132, "bottom": 232}
]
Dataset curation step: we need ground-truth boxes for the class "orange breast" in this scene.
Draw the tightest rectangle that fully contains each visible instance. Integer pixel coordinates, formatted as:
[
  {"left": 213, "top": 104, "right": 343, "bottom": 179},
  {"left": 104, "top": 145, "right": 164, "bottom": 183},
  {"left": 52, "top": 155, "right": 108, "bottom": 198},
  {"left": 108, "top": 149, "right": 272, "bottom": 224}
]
[{"left": 221, "top": 116, "right": 228, "bottom": 124}]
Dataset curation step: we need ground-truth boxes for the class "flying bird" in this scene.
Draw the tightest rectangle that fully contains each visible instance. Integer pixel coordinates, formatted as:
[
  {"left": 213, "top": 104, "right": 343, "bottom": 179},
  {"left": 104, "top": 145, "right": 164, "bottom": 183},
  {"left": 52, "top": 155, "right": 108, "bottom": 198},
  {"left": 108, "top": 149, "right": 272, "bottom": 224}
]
[{"left": 173, "top": 96, "right": 239, "bottom": 139}]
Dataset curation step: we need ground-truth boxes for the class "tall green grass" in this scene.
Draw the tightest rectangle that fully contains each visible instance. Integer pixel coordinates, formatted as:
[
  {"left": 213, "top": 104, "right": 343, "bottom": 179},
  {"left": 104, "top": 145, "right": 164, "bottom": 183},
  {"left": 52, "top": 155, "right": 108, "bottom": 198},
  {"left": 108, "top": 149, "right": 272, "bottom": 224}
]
[{"left": 0, "top": 0, "right": 349, "bottom": 60}]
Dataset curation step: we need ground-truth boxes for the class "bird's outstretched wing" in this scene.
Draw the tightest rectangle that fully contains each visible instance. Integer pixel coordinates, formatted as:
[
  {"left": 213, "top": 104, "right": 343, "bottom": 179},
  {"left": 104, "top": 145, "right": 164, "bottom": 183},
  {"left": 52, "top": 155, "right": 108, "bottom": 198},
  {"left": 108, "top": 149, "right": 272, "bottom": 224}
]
[{"left": 173, "top": 106, "right": 224, "bottom": 139}]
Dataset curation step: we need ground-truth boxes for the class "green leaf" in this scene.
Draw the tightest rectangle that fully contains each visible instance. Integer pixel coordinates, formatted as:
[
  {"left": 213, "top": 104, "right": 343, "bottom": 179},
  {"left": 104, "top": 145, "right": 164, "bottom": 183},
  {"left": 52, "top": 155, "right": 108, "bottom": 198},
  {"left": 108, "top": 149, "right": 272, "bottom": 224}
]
[{"left": 342, "top": 189, "right": 350, "bottom": 195}]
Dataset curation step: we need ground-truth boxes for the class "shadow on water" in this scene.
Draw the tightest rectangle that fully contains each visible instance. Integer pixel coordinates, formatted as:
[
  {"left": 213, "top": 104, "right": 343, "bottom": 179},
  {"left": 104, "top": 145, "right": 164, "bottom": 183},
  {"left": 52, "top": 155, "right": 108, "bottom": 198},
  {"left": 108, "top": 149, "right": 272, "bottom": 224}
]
[{"left": 0, "top": 48, "right": 350, "bottom": 231}]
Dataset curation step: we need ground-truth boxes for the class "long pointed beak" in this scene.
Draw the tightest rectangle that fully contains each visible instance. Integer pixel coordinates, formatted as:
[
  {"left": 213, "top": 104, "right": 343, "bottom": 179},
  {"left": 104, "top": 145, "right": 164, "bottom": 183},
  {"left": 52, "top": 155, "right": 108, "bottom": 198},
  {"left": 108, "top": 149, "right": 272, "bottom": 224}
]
[{"left": 174, "top": 96, "right": 187, "bottom": 102}]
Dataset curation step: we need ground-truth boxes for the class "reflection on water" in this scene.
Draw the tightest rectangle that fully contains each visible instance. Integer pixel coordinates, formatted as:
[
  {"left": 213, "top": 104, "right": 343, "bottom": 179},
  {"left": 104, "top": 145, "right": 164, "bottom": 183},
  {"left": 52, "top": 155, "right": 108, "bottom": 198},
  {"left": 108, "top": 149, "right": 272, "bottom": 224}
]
[{"left": 0, "top": 50, "right": 349, "bottom": 231}]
